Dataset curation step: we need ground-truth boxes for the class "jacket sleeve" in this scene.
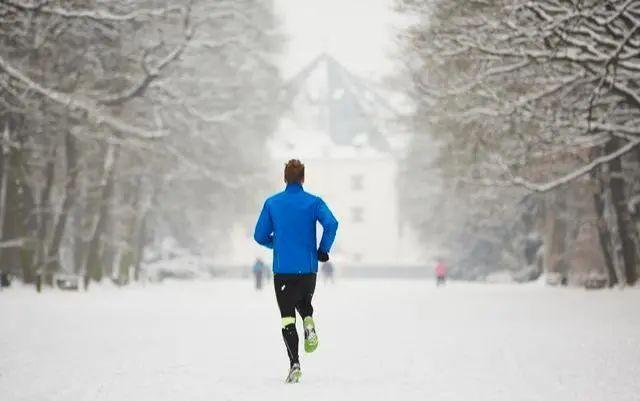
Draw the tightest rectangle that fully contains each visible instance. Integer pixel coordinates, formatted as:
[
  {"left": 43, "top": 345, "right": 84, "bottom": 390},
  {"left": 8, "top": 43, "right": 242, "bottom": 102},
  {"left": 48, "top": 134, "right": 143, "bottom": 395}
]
[
  {"left": 254, "top": 201, "right": 274, "bottom": 249},
  {"left": 316, "top": 198, "right": 338, "bottom": 253}
]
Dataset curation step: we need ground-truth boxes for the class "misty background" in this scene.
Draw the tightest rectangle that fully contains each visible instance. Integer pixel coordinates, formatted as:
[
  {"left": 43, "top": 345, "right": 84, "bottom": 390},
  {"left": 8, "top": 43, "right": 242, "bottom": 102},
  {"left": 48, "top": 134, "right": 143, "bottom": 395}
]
[{"left": 0, "top": 0, "right": 639, "bottom": 287}]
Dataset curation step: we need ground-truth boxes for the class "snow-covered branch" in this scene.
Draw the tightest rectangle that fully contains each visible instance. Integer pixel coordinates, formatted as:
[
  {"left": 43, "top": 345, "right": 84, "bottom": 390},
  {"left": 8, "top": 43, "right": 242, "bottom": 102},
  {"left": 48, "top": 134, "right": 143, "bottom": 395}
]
[
  {"left": 509, "top": 136, "right": 640, "bottom": 193},
  {"left": 3, "top": 0, "right": 184, "bottom": 22},
  {"left": 99, "top": 5, "right": 194, "bottom": 106},
  {"left": 0, "top": 55, "right": 164, "bottom": 139},
  {"left": 0, "top": 238, "right": 30, "bottom": 249}
]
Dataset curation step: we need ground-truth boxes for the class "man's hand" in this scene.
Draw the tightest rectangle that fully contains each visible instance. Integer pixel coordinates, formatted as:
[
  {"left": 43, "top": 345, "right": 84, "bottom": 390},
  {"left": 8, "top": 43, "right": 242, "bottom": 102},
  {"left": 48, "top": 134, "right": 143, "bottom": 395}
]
[{"left": 317, "top": 250, "right": 329, "bottom": 262}]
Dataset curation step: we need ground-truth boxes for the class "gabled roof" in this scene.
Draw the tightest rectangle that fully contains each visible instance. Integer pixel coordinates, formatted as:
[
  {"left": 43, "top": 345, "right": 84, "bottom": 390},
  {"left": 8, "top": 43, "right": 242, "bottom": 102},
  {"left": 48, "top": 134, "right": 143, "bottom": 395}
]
[{"left": 280, "top": 53, "right": 397, "bottom": 154}]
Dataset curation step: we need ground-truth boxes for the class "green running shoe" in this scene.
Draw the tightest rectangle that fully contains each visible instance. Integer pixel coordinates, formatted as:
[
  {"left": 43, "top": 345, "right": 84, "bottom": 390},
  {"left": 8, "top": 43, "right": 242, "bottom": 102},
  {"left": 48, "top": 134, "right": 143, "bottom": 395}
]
[
  {"left": 303, "top": 316, "right": 318, "bottom": 353},
  {"left": 285, "top": 363, "right": 302, "bottom": 383}
]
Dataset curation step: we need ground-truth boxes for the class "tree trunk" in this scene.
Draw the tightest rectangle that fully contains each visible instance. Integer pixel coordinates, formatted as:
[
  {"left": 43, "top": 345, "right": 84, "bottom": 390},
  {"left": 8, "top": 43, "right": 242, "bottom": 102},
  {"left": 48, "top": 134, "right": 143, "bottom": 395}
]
[
  {"left": 10, "top": 147, "right": 37, "bottom": 283},
  {"left": 133, "top": 212, "right": 147, "bottom": 282},
  {"left": 593, "top": 173, "right": 617, "bottom": 287},
  {"left": 33, "top": 141, "right": 57, "bottom": 288},
  {"left": 131, "top": 178, "right": 153, "bottom": 282},
  {"left": 600, "top": 182, "right": 626, "bottom": 286},
  {"left": 85, "top": 144, "right": 119, "bottom": 282},
  {"left": 46, "top": 131, "right": 78, "bottom": 273},
  {"left": 626, "top": 147, "right": 640, "bottom": 280},
  {"left": 73, "top": 194, "right": 85, "bottom": 275},
  {"left": 543, "top": 189, "right": 569, "bottom": 279},
  {"left": 592, "top": 138, "right": 634, "bottom": 287},
  {"left": 607, "top": 139, "right": 638, "bottom": 285},
  {"left": 0, "top": 121, "right": 9, "bottom": 273}
]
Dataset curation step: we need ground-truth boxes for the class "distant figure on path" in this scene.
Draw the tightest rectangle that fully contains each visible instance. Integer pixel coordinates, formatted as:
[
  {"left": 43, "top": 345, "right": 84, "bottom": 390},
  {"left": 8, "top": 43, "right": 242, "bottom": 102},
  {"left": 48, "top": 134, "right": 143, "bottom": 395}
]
[
  {"left": 0, "top": 272, "right": 10, "bottom": 288},
  {"left": 321, "top": 261, "right": 335, "bottom": 284},
  {"left": 254, "top": 159, "right": 339, "bottom": 383},
  {"left": 435, "top": 259, "right": 447, "bottom": 286},
  {"left": 252, "top": 258, "right": 266, "bottom": 290}
]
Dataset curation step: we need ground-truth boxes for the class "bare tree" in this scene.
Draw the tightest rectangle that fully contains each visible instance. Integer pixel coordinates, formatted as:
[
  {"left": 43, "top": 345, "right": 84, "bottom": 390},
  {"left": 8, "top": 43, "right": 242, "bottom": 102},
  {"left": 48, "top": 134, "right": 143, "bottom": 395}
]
[
  {"left": 0, "top": 0, "right": 284, "bottom": 289},
  {"left": 398, "top": 0, "right": 640, "bottom": 285}
]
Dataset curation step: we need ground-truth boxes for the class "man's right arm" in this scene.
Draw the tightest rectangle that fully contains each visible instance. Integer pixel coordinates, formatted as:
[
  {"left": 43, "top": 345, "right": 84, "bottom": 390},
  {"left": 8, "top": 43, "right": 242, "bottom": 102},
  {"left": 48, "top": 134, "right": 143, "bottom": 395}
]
[{"left": 254, "top": 201, "right": 274, "bottom": 249}]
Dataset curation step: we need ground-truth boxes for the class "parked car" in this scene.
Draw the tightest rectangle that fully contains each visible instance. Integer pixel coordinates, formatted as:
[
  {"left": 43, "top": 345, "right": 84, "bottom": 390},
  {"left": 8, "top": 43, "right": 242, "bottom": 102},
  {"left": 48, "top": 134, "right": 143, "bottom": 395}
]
[
  {"left": 143, "top": 255, "right": 213, "bottom": 282},
  {"left": 53, "top": 273, "right": 81, "bottom": 291}
]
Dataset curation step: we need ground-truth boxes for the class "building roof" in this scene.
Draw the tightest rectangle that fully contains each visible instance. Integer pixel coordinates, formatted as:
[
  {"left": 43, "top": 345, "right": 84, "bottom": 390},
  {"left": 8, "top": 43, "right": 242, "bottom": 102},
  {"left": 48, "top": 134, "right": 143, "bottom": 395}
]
[{"left": 274, "top": 53, "right": 397, "bottom": 158}]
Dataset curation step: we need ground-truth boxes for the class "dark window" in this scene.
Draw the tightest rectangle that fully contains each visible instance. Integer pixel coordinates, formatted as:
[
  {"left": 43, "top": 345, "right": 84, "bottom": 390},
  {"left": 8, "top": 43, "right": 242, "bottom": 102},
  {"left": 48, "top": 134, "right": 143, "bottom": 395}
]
[
  {"left": 352, "top": 207, "right": 363, "bottom": 223},
  {"left": 351, "top": 175, "right": 363, "bottom": 191}
]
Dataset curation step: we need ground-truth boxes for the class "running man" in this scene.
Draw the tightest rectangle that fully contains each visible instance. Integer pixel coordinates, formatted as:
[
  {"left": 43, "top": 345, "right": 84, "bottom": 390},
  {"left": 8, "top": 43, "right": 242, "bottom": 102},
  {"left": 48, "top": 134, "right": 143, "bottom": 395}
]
[{"left": 253, "top": 159, "right": 339, "bottom": 383}]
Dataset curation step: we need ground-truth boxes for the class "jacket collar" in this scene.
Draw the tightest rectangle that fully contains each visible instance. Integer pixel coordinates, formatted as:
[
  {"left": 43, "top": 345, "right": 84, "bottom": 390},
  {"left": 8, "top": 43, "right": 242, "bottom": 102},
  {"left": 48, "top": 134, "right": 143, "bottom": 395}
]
[{"left": 285, "top": 183, "right": 303, "bottom": 193}]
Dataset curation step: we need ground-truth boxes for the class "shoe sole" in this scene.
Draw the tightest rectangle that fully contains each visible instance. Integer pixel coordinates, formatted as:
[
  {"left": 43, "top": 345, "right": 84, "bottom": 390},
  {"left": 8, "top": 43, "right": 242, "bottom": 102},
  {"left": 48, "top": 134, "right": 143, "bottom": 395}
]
[
  {"left": 286, "top": 370, "right": 302, "bottom": 383},
  {"left": 305, "top": 336, "right": 318, "bottom": 353},
  {"left": 304, "top": 318, "right": 318, "bottom": 353}
]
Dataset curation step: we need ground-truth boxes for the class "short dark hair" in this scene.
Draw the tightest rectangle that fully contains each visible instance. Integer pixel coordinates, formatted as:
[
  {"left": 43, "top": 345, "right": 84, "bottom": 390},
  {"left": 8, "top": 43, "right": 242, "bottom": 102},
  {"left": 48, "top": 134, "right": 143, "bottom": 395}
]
[{"left": 284, "top": 159, "right": 305, "bottom": 184}]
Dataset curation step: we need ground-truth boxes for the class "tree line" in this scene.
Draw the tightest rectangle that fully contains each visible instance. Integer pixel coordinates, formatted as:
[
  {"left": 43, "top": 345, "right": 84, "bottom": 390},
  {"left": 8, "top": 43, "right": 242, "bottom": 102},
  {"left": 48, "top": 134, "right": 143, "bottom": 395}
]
[
  {"left": 0, "top": 0, "right": 283, "bottom": 289},
  {"left": 398, "top": 0, "right": 640, "bottom": 286}
]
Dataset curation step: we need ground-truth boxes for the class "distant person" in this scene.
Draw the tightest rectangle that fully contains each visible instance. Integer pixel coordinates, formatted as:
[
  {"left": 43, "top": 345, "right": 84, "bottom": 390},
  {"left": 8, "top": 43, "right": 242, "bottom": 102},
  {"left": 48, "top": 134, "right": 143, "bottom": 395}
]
[
  {"left": 0, "top": 272, "right": 10, "bottom": 288},
  {"left": 0, "top": 272, "right": 11, "bottom": 288},
  {"left": 83, "top": 274, "right": 90, "bottom": 291},
  {"left": 254, "top": 159, "right": 338, "bottom": 383},
  {"left": 321, "top": 261, "right": 335, "bottom": 284},
  {"left": 253, "top": 258, "right": 266, "bottom": 290},
  {"left": 435, "top": 259, "right": 447, "bottom": 286}
]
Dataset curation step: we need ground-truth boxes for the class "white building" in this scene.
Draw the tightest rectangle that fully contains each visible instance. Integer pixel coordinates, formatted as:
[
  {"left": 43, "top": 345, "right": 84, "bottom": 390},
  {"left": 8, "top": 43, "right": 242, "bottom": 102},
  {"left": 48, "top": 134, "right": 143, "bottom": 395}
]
[{"left": 215, "top": 55, "right": 422, "bottom": 268}]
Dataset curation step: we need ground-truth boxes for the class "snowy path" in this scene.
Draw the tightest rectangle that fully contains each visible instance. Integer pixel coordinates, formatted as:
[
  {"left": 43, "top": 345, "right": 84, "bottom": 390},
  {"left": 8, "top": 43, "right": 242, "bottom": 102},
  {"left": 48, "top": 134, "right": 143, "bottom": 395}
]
[{"left": 1, "top": 280, "right": 640, "bottom": 401}]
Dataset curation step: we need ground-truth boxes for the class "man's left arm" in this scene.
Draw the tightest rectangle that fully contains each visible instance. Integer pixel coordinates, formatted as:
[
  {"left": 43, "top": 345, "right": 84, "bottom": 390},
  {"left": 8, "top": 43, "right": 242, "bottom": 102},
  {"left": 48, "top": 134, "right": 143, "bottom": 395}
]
[{"left": 317, "top": 198, "right": 338, "bottom": 256}]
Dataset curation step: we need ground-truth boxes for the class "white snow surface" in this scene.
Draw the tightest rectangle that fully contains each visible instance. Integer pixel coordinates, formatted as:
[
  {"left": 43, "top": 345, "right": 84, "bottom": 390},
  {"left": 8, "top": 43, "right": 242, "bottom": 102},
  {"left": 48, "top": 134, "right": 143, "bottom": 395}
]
[{"left": 1, "top": 280, "right": 640, "bottom": 401}]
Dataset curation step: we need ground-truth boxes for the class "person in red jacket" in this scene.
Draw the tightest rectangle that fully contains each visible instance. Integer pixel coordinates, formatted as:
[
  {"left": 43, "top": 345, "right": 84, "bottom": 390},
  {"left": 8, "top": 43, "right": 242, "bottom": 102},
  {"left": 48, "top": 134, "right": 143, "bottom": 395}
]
[{"left": 435, "top": 259, "right": 447, "bottom": 286}]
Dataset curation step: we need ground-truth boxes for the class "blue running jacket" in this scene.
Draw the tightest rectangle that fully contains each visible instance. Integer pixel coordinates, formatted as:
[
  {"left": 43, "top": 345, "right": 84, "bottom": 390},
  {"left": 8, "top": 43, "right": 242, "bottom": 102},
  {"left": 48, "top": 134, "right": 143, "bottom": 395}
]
[{"left": 253, "top": 183, "right": 338, "bottom": 274}]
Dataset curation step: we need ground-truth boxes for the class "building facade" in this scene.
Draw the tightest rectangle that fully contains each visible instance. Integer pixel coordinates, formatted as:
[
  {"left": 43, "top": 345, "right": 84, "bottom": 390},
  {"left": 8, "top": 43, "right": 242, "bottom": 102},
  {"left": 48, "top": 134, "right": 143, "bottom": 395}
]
[{"left": 213, "top": 55, "right": 422, "bottom": 269}]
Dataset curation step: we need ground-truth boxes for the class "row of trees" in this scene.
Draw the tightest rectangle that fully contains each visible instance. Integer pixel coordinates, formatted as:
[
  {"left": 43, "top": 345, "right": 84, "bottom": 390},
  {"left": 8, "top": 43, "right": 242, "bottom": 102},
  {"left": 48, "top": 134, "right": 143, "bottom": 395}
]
[
  {"left": 0, "top": 0, "right": 283, "bottom": 288},
  {"left": 398, "top": 0, "right": 640, "bottom": 286}
]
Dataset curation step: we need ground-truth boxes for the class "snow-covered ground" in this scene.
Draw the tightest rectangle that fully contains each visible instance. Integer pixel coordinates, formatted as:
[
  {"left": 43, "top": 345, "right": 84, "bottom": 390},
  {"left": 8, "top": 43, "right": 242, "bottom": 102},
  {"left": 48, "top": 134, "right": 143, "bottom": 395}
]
[{"left": 1, "top": 280, "right": 639, "bottom": 401}]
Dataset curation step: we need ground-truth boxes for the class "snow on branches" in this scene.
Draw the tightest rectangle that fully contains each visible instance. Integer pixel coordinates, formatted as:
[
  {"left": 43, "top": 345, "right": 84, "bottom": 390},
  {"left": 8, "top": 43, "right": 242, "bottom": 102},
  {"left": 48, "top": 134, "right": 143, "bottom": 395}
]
[{"left": 407, "top": 0, "right": 640, "bottom": 191}]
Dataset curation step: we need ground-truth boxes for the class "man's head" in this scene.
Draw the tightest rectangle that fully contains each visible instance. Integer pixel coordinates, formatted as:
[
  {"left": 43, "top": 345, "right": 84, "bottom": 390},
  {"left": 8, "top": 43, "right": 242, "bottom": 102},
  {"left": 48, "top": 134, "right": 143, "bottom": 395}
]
[{"left": 284, "top": 159, "right": 305, "bottom": 184}]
